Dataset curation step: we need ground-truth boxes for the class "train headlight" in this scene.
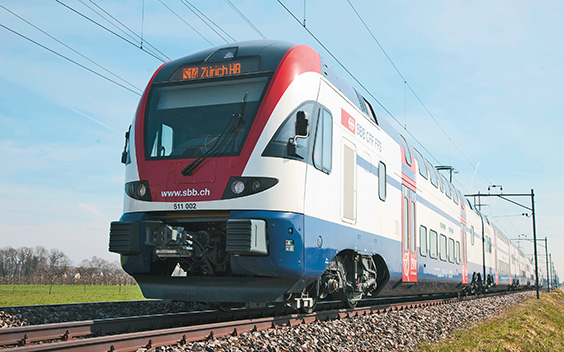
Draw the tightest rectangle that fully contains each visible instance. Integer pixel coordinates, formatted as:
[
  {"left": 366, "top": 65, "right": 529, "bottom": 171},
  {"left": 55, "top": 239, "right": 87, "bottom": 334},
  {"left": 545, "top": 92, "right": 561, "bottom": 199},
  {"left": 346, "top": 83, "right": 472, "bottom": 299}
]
[
  {"left": 125, "top": 180, "right": 152, "bottom": 201},
  {"left": 251, "top": 180, "right": 261, "bottom": 192},
  {"left": 222, "top": 177, "right": 278, "bottom": 199},
  {"left": 137, "top": 183, "right": 147, "bottom": 198},
  {"left": 231, "top": 180, "right": 245, "bottom": 195}
]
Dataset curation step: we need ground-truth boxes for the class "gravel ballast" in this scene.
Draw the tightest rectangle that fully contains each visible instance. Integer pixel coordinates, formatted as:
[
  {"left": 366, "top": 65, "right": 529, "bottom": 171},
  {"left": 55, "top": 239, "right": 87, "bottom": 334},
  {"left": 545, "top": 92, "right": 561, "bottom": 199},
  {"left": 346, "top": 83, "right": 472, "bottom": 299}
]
[
  {"left": 0, "top": 300, "right": 205, "bottom": 326},
  {"left": 0, "top": 291, "right": 536, "bottom": 351},
  {"left": 143, "top": 291, "right": 535, "bottom": 352}
]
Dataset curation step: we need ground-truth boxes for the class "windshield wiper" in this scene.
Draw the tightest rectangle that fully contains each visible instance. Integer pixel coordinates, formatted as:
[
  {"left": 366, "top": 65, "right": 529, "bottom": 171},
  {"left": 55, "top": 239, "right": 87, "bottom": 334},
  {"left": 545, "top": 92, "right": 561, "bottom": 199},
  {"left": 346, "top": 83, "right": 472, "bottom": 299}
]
[{"left": 181, "top": 91, "right": 249, "bottom": 176}]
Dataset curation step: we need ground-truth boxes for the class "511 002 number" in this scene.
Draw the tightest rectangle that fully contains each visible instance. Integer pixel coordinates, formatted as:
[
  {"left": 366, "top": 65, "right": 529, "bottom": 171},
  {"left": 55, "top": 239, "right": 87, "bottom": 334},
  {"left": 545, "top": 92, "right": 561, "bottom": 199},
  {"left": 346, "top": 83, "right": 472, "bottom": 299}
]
[{"left": 173, "top": 203, "right": 196, "bottom": 210}]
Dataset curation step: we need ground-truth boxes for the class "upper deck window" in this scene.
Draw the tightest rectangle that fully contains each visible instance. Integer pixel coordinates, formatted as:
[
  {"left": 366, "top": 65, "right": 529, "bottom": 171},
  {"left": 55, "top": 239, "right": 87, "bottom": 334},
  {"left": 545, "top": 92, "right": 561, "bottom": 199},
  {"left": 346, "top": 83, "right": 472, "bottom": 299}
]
[
  {"left": 437, "top": 172, "right": 445, "bottom": 193},
  {"left": 440, "top": 176, "right": 452, "bottom": 199},
  {"left": 399, "top": 135, "right": 412, "bottom": 166},
  {"left": 363, "top": 98, "right": 378, "bottom": 125},
  {"left": 452, "top": 186, "right": 459, "bottom": 204},
  {"left": 414, "top": 149, "right": 428, "bottom": 180},
  {"left": 425, "top": 159, "right": 439, "bottom": 188},
  {"left": 144, "top": 76, "right": 269, "bottom": 160}
]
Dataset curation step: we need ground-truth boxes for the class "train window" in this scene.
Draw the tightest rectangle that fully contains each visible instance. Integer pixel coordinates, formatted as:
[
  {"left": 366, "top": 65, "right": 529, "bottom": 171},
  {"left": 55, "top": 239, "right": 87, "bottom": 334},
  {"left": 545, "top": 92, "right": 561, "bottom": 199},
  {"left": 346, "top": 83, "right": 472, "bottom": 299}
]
[
  {"left": 399, "top": 135, "right": 412, "bottom": 166},
  {"left": 441, "top": 176, "right": 452, "bottom": 199},
  {"left": 470, "top": 226, "right": 475, "bottom": 246},
  {"left": 448, "top": 238, "right": 454, "bottom": 263},
  {"left": 145, "top": 76, "right": 269, "bottom": 160},
  {"left": 425, "top": 159, "right": 439, "bottom": 188},
  {"left": 354, "top": 89, "right": 370, "bottom": 115},
  {"left": 420, "top": 226, "right": 428, "bottom": 257},
  {"left": 413, "top": 149, "right": 428, "bottom": 180},
  {"left": 150, "top": 124, "right": 173, "bottom": 157},
  {"left": 313, "top": 108, "right": 333, "bottom": 174},
  {"left": 452, "top": 187, "right": 459, "bottom": 205},
  {"left": 455, "top": 241, "right": 461, "bottom": 264},
  {"left": 486, "top": 236, "right": 492, "bottom": 253},
  {"left": 439, "top": 234, "right": 447, "bottom": 261},
  {"left": 378, "top": 161, "right": 387, "bottom": 201},
  {"left": 403, "top": 197, "right": 409, "bottom": 252},
  {"left": 438, "top": 173, "right": 445, "bottom": 193},
  {"left": 411, "top": 201, "right": 416, "bottom": 254},
  {"left": 263, "top": 101, "right": 316, "bottom": 160},
  {"left": 458, "top": 190, "right": 464, "bottom": 209},
  {"left": 363, "top": 98, "right": 378, "bottom": 125},
  {"left": 429, "top": 230, "right": 438, "bottom": 259},
  {"left": 488, "top": 238, "right": 493, "bottom": 253}
]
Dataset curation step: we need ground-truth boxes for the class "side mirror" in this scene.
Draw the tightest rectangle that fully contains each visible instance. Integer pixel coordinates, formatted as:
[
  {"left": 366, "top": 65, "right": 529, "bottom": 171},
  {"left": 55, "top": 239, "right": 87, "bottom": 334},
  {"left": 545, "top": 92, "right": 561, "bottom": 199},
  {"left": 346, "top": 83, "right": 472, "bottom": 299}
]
[
  {"left": 288, "top": 111, "right": 309, "bottom": 159},
  {"left": 295, "top": 110, "right": 309, "bottom": 136},
  {"left": 121, "top": 127, "right": 131, "bottom": 164}
]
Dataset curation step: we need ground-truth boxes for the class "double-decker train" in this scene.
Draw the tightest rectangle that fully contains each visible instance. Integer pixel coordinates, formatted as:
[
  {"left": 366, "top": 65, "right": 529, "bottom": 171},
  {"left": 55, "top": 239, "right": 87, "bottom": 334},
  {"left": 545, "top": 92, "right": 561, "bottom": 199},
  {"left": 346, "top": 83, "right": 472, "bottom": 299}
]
[{"left": 109, "top": 40, "right": 535, "bottom": 310}]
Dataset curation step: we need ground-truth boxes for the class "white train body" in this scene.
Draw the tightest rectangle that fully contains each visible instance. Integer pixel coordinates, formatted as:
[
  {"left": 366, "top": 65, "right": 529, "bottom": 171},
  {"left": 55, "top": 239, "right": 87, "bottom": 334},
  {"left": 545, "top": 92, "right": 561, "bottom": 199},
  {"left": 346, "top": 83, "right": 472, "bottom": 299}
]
[{"left": 109, "top": 40, "right": 536, "bottom": 306}]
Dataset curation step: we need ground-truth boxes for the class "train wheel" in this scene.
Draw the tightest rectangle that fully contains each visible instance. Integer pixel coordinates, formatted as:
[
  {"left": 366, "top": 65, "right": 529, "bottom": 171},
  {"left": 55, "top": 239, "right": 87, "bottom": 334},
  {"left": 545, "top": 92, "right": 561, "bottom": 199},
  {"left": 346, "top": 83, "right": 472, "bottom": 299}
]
[
  {"left": 335, "top": 287, "right": 362, "bottom": 308},
  {"left": 332, "top": 256, "right": 362, "bottom": 308}
]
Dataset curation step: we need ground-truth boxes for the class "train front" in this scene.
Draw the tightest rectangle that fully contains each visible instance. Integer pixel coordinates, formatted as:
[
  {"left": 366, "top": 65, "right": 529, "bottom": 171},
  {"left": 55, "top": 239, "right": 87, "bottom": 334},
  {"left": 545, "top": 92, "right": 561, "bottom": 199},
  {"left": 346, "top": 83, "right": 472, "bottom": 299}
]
[{"left": 109, "top": 40, "right": 322, "bottom": 303}]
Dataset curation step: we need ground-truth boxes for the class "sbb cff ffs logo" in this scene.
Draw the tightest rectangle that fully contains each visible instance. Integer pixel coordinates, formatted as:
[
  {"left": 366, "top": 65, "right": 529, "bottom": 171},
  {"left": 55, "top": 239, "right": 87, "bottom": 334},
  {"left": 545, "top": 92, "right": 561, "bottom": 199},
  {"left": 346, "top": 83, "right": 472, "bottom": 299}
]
[{"left": 341, "top": 108, "right": 356, "bottom": 134}]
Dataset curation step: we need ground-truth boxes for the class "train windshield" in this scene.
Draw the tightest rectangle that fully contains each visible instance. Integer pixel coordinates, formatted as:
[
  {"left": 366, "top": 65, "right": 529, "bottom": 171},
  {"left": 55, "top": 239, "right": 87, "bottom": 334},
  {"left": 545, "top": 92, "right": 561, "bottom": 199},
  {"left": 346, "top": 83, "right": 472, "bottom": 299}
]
[{"left": 144, "top": 76, "right": 269, "bottom": 159}]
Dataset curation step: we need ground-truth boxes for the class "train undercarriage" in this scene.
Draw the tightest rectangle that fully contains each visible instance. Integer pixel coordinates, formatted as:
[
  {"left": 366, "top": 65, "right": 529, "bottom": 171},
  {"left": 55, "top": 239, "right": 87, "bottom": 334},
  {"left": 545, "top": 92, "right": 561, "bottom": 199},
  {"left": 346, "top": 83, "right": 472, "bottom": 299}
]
[{"left": 110, "top": 214, "right": 389, "bottom": 311}]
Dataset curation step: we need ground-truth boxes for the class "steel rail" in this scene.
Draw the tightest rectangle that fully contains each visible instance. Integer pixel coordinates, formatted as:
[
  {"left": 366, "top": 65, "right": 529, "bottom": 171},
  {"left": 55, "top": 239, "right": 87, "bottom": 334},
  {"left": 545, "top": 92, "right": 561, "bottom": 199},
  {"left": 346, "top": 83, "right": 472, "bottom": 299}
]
[
  {"left": 0, "top": 291, "right": 512, "bottom": 352},
  {"left": 0, "top": 293, "right": 453, "bottom": 347},
  {"left": 0, "top": 306, "right": 282, "bottom": 348}
]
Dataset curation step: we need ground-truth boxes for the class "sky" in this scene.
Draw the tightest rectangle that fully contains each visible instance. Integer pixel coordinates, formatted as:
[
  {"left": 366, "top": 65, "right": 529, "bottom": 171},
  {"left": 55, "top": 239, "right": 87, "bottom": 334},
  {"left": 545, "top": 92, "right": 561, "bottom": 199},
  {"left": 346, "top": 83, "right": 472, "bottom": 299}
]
[{"left": 0, "top": 1, "right": 562, "bottom": 282}]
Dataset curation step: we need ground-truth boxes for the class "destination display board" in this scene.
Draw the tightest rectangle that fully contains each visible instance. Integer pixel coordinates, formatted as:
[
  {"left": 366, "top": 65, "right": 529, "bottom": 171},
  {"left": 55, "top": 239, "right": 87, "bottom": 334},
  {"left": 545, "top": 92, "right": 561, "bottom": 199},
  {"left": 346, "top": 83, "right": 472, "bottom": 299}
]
[{"left": 171, "top": 57, "right": 261, "bottom": 81}]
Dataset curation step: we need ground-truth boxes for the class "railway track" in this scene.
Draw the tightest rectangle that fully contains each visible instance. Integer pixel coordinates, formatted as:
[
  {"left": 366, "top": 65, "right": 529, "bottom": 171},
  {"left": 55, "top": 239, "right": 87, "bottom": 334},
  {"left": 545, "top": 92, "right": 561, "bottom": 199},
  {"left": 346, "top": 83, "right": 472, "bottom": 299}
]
[{"left": 0, "top": 290, "right": 525, "bottom": 352}]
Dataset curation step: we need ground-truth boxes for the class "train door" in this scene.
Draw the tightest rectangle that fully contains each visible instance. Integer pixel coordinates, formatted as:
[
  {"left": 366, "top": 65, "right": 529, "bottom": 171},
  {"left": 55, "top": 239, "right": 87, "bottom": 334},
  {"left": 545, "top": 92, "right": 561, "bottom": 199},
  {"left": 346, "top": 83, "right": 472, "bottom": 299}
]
[
  {"left": 401, "top": 186, "right": 417, "bottom": 282},
  {"left": 494, "top": 236, "right": 499, "bottom": 285},
  {"left": 341, "top": 138, "right": 357, "bottom": 223},
  {"left": 399, "top": 135, "right": 417, "bottom": 283},
  {"left": 461, "top": 229, "right": 468, "bottom": 284},
  {"left": 302, "top": 103, "right": 336, "bottom": 272}
]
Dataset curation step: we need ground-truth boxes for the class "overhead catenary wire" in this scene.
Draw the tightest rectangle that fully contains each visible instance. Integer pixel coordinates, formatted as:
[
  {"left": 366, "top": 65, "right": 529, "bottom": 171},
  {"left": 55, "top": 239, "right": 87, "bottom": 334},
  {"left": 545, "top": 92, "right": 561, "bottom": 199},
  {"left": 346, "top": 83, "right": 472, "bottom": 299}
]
[
  {"left": 85, "top": 0, "right": 170, "bottom": 61},
  {"left": 185, "top": 0, "right": 236, "bottom": 42},
  {"left": 180, "top": 0, "right": 235, "bottom": 43},
  {"left": 275, "top": 0, "right": 440, "bottom": 166},
  {"left": 54, "top": 0, "right": 166, "bottom": 62},
  {"left": 225, "top": 0, "right": 266, "bottom": 39},
  {"left": 140, "top": 0, "right": 145, "bottom": 48},
  {"left": 80, "top": 0, "right": 140, "bottom": 46},
  {"left": 0, "top": 4, "right": 142, "bottom": 94},
  {"left": 345, "top": 0, "right": 492, "bottom": 185},
  {"left": 157, "top": 0, "right": 215, "bottom": 46},
  {"left": 0, "top": 22, "right": 141, "bottom": 96}
]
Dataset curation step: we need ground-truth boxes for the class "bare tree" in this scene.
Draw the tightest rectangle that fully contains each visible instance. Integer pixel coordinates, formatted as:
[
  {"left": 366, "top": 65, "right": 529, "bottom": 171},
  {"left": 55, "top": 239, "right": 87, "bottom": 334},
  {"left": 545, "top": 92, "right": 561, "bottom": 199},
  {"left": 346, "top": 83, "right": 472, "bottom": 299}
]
[
  {"left": 0, "top": 246, "right": 135, "bottom": 286},
  {"left": 44, "top": 249, "right": 71, "bottom": 294}
]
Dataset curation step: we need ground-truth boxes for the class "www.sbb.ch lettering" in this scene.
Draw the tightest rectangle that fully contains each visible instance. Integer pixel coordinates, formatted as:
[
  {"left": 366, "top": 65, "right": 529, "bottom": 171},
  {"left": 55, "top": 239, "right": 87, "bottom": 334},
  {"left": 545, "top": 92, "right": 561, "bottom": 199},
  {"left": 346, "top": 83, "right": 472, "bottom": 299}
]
[{"left": 161, "top": 188, "right": 210, "bottom": 197}]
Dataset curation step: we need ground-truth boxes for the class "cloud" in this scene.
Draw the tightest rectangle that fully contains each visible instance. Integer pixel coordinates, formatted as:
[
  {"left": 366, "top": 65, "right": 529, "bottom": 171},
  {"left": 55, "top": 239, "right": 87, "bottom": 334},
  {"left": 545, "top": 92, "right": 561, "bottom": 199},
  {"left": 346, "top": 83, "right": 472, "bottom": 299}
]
[
  {"left": 68, "top": 107, "right": 115, "bottom": 131},
  {"left": 78, "top": 202, "right": 107, "bottom": 220}
]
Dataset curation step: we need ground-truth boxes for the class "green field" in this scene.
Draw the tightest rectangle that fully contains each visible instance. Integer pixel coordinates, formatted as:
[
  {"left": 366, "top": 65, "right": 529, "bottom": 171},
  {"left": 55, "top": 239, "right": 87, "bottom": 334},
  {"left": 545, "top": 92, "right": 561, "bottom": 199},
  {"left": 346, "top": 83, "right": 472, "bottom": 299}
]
[
  {"left": 0, "top": 285, "right": 147, "bottom": 307},
  {"left": 417, "top": 289, "right": 564, "bottom": 351}
]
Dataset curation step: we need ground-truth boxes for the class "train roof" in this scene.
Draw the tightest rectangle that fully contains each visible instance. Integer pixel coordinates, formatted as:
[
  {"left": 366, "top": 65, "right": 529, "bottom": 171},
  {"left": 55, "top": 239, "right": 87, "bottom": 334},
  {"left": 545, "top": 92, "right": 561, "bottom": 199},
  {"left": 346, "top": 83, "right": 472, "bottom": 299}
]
[{"left": 153, "top": 40, "right": 297, "bottom": 84}]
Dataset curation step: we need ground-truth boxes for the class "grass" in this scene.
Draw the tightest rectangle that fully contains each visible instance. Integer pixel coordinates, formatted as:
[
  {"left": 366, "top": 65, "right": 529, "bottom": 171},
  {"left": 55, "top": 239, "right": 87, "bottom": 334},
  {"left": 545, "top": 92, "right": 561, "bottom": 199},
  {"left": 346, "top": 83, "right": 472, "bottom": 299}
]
[
  {"left": 416, "top": 289, "right": 564, "bottom": 352},
  {"left": 0, "top": 285, "right": 147, "bottom": 307}
]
